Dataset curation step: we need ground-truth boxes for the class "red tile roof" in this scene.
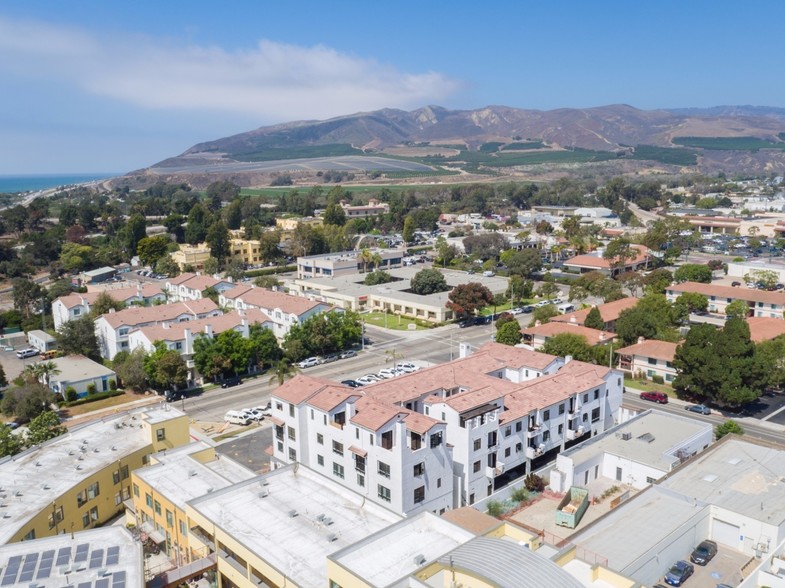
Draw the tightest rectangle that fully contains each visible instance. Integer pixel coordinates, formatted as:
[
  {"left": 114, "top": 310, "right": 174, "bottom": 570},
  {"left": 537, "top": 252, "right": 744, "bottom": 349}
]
[
  {"left": 521, "top": 321, "right": 616, "bottom": 345},
  {"left": 134, "top": 309, "right": 271, "bottom": 344},
  {"left": 167, "top": 273, "right": 225, "bottom": 292},
  {"left": 667, "top": 281, "right": 785, "bottom": 306},
  {"left": 402, "top": 412, "right": 441, "bottom": 435},
  {"left": 747, "top": 317, "right": 785, "bottom": 342},
  {"left": 565, "top": 245, "right": 649, "bottom": 270},
  {"left": 222, "top": 286, "right": 330, "bottom": 316},
  {"left": 99, "top": 299, "right": 219, "bottom": 329},
  {"left": 350, "top": 396, "right": 406, "bottom": 432},
  {"left": 56, "top": 284, "right": 163, "bottom": 309},
  {"left": 271, "top": 374, "right": 337, "bottom": 406},
  {"left": 615, "top": 339, "right": 678, "bottom": 361},
  {"left": 307, "top": 387, "right": 361, "bottom": 412},
  {"left": 552, "top": 298, "right": 639, "bottom": 327},
  {"left": 474, "top": 341, "right": 559, "bottom": 370}
]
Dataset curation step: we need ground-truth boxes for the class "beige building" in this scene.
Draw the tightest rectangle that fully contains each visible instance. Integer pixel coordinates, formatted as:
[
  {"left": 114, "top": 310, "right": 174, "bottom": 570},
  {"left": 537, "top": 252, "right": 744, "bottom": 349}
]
[
  {"left": 665, "top": 281, "right": 785, "bottom": 319},
  {"left": 521, "top": 320, "right": 617, "bottom": 350},
  {"left": 616, "top": 338, "right": 679, "bottom": 382},
  {"left": 171, "top": 243, "right": 212, "bottom": 271}
]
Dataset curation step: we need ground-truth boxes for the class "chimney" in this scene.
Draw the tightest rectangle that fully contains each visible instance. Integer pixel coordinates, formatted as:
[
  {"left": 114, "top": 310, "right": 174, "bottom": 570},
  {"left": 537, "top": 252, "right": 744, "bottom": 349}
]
[
  {"left": 534, "top": 320, "right": 542, "bottom": 327},
  {"left": 569, "top": 315, "right": 577, "bottom": 324},
  {"left": 637, "top": 336, "right": 645, "bottom": 344},
  {"left": 565, "top": 355, "right": 573, "bottom": 363},
  {"left": 205, "top": 324, "right": 213, "bottom": 337},
  {"left": 137, "top": 283, "right": 142, "bottom": 297},
  {"left": 162, "top": 322, "right": 169, "bottom": 329},
  {"left": 108, "top": 308, "right": 115, "bottom": 314},
  {"left": 599, "top": 332, "right": 606, "bottom": 341},
  {"left": 184, "top": 328, "right": 193, "bottom": 355}
]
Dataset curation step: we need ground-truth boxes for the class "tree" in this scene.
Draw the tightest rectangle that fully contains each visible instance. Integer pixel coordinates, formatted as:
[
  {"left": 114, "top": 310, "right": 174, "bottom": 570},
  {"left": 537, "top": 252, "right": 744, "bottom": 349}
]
[
  {"left": 462, "top": 234, "right": 509, "bottom": 259},
  {"left": 258, "top": 230, "right": 282, "bottom": 262},
  {"left": 495, "top": 312, "right": 515, "bottom": 330},
  {"left": 185, "top": 204, "right": 211, "bottom": 245},
  {"left": 507, "top": 275, "right": 533, "bottom": 304},
  {"left": 495, "top": 321, "right": 522, "bottom": 346},
  {"left": 124, "top": 213, "right": 147, "bottom": 256},
  {"left": 642, "top": 269, "right": 674, "bottom": 295},
  {"left": 673, "top": 264, "right": 713, "bottom": 283},
  {"left": 163, "top": 213, "right": 185, "bottom": 242},
  {"left": 402, "top": 215, "right": 415, "bottom": 244},
  {"left": 90, "top": 292, "right": 126, "bottom": 318},
  {"left": 535, "top": 281, "right": 560, "bottom": 300},
  {"left": 617, "top": 271, "right": 644, "bottom": 297},
  {"left": 155, "top": 255, "right": 180, "bottom": 278},
  {"left": 725, "top": 299, "right": 750, "bottom": 320},
  {"left": 206, "top": 180, "right": 240, "bottom": 208},
  {"left": 364, "top": 270, "right": 394, "bottom": 286},
  {"left": 268, "top": 359, "right": 299, "bottom": 387},
  {"left": 136, "top": 235, "right": 171, "bottom": 268},
  {"left": 745, "top": 269, "right": 778, "bottom": 290},
  {"left": 224, "top": 259, "right": 246, "bottom": 282},
  {"left": 12, "top": 278, "right": 44, "bottom": 319},
  {"left": 114, "top": 348, "right": 149, "bottom": 392},
  {"left": 715, "top": 420, "right": 744, "bottom": 440},
  {"left": 584, "top": 306, "right": 604, "bottom": 330},
  {"left": 254, "top": 275, "right": 281, "bottom": 289},
  {"left": 0, "top": 424, "right": 22, "bottom": 457},
  {"left": 615, "top": 295, "right": 679, "bottom": 345},
  {"left": 541, "top": 333, "right": 597, "bottom": 362},
  {"left": 757, "top": 336, "right": 785, "bottom": 390},
  {"left": 56, "top": 316, "right": 100, "bottom": 361},
  {"left": 603, "top": 237, "right": 639, "bottom": 272},
  {"left": 26, "top": 410, "right": 67, "bottom": 446},
  {"left": 1, "top": 383, "right": 56, "bottom": 422},
  {"left": 248, "top": 324, "right": 282, "bottom": 371},
  {"left": 568, "top": 272, "right": 622, "bottom": 303},
  {"left": 203, "top": 257, "right": 220, "bottom": 275},
  {"left": 673, "top": 292, "right": 709, "bottom": 322},
  {"left": 410, "top": 269, "right": 448, "bottom": 295},
  {"left": 447, "top": 283, "right": 493, "bottom": 318},
  {"left": 59, "top": 243, "right": 96, "bottom": 272},
  {"left": 531, "top": 304, "right": 558, "bottom": 325},
  {"left": 500, "top": 249, "right": 542, "bottom": 278},
  {"left": 205, "top": 220, "right": 231, "bottom": 266},
  {"left": 323, "top": 203, "right": 346, "bottom": 227},
  {"left": 224, "top": 200, "right": 244, "bottom": 231},
  {"left": 144, "top": 342, "right": 189, "bottom": 391}
]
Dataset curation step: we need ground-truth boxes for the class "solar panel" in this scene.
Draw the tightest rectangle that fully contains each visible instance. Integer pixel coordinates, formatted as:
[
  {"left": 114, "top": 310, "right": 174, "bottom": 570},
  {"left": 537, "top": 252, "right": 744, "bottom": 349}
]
[
  {"left": 56, "top": 547, "right": 72, "bottom": 566},
  {"left": 36, "top": 550, "right": 55, "bottom": 580},
  {"left": 78, "top": 582, "right": 91, "bottom": 588},
  {"left": 1, "top": 555, "right": 22, "bottom": 586},
  {"left": 95, "top": 578, "right": 110, "bottom": 588},
  {"left": 105, "top": 546, "right": 120, "bottom": 566},
  {"left": 74, "top": 543, "right": 90, "bottom": 563},
  {"left": 88, "top": 549, "right": 104, "bottom": 570},
  {"left": 112, "top": 570, "right": 126, "bottom": 588},
  {"left": 18, "top": 552, "right": 39, "bottom": 582}
]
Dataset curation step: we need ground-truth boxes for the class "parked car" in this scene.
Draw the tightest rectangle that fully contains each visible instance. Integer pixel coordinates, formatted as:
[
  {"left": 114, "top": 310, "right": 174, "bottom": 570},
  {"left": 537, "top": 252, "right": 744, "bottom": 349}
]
[
  {"left": 15, "top": 348, "right": 39, "bottom": 359},
  {"left": 377, "top": 368, "right": 397, "bottom": 379},
  {"left": 221, "top": 377, "right": 242, "bottom": 388},
  {"left": 686, "top": 404, "right": 711, "bottom": 416},
  {"left": 321, "top": 354, "right": 339, "bottom": 364},
  {"left": 340, "top": 350, "right": 357, "bottom": 359},
  {"left": 731, "top": 281, "right": 741, "bottom": 287},
  {"left": 247, "top": 408, "right": 266, "bottom": 422},
  {"left": 341, "top": 379, "right": 362, "bottom": 388},
  {"left": 357, "top": 375, "right": 380, "bottom": 385},
  {"left": 640, "top": 391, "right": 669, "bottom": 404},
  {"left": 510, "top": 307, "right": 524, "bottom": 315},
  {"left": 521, "top": 305, "right": 534, "bottom": 313},
  {"left": 690, "top": 540, "right": 718, "bottom": 565},
  {"left": 664, "top": 560, "right": 694, "bottom": 586},
  {"left": 458, "top": 320, "right": 471, "bottom": 328},
  {"left": 397, "top": 362, "right": 418, "bottom": 373},
  {"left": 297, "top": 357, "right": 319, "bottom": 368}
]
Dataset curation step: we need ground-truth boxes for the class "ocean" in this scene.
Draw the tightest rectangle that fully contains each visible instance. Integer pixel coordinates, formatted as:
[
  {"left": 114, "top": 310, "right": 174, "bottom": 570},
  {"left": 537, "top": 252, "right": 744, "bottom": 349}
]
[{"left": 0, "top": 174, "right": 117, "bottom": 194}]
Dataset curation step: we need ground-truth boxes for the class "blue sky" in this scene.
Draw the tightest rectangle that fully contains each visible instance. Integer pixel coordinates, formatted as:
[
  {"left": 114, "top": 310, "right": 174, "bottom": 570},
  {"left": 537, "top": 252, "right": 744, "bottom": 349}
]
[{"left": 1, "top": 1, "right": 783, "bottom": 174}]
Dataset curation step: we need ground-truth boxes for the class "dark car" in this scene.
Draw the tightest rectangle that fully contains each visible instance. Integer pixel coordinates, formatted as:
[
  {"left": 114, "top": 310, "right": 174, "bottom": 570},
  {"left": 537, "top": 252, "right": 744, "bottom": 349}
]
[
  {"left": 731, "top": 281, "right": 741, "bottom": 287},
  {"left": 686, "top": 404, "right": 711, "bottom": 416},
  {"left": 664, "top": 560, "right": 694, "bottom": 586},
  {"left": 221, "top": 377, "right": 242, "bottom": 388},
  {"left": 521, "top": 305, "right": 534, "bottom": 313},
  {"left": 640, "top": 391, "right": 668, "bottom": 404},
  {"left": 690, "top": 540, "right": 718, "bottom": 565},
  {"left": 341, "top": 379, "right": 362, "bottom": 388},
  {"left": 458, "top": 320, "right": 471, "bottom": 328}
]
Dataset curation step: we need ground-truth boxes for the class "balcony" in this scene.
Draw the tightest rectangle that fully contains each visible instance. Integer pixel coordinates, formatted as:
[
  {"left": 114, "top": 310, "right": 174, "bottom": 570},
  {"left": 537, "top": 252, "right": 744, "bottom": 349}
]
[
  {"left": 329, "top": 421, "right": 344, "bottom": 430},
  {"left": 486, "top": 462, "right": 505, "bottom": 478},
  {"left": 526, "top": 427, "right": 540, "bottom": 438},
  {"left": 525, "top": 446, "right": 543, "bottom": 459}
]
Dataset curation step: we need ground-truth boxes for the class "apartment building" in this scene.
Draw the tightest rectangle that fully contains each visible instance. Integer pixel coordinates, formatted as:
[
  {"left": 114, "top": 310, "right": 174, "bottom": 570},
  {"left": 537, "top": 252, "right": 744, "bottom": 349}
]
[
  {"left": 269, "top": 376, "right": 454, "bottom": 516},
  {"left": 616, "top": 338, "right": 679, "bottom": 382},
  {"left": 521, "top": 320, "right": 617, "bottom": 349},
  {"left": 296, "top": 248, "right": 403, "bottom": 279},
  {"left": 563, "top": 245, "right": 651, "bottom": 277},
  {"left": 551, "top": 297, "right": 640, "bottom": 332},
  {"left": 219, "top": 286, "right": 332, "bottom": 339},
  {"left": 0, "top": 405, "right": 188, "bottom": 545},
  {"left": 94, "top": 299, "right": 221, "bottom": 360},
  {"left": 52, "top": 283, "right": 165, "bottom": 330},
  {"left": 164, "top": 273, "right": 236, "bottom": 303},
  {"left": 665, "top": 281, "right": 785, "bottom": 318}
]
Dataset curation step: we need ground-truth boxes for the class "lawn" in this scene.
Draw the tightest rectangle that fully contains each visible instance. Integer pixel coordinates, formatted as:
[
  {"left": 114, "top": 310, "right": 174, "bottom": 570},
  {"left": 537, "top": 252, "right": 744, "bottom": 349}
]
[
  {"left": 363, "top": 311, "right": 430, "bottom": 331},
  {"left": 479, "top": 300, "right": 536, "bottom": 316},
  {"left": 624, "top": 375, "right": 675, "bottom": 397},
  {"left": 59, "top": 390, "right": 149, "bottom": 418}
]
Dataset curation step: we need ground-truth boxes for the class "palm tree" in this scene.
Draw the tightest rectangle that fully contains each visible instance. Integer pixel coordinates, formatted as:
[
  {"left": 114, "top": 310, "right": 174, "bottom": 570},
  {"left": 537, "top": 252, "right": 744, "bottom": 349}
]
[
  {"left": 358, "top": 248, "right": 373, "bottom": 273},
  {"left": 371, "top": 252, "right": 383, "bottom": 271},
  {"left": 22, "top": 361, "right": 61, "bottom": 386},
  {"left": 268, "top": 359, "right": 299, "bottom": 387}
]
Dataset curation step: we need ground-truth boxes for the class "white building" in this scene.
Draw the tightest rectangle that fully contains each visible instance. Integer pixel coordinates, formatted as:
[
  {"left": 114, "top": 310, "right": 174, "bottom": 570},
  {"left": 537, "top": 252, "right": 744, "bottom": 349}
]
[
  {"left": 94, "top": 299, "right": 221, "bottom": 360},
  {"left": 549, "top": 409, "right": 713, "bottom": 493},
  {"left": 616, "top": 338, "right": 679, "bottom": 382},
  {"left": 46, "top": 354, "right": 117, "bottom": 398},
  {"left": 164, "top": 273, "right": 236, "bottom": 303},
  {"left": 52, "top": 283, "right": 165, "bottom": 331},
  {"left": 219, "top": 286, "right": 333, "bottom": 339}
]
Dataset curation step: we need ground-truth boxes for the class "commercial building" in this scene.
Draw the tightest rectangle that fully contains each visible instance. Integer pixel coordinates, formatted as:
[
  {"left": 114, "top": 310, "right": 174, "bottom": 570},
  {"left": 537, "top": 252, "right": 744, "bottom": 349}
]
[
  {"left": 549, "top": 409, "right": 713, "bottom": 493},
  {"left": 219, "top": 286, "right": 333, "bottom": 339},
  {"left": 563, "top": 245, "right": 651, "bottom": 277},
  {"left": 727, "top": 259, "right": 785, "bottom": 284},
  {"left": 275, "top": 216, "right": 323, "bottom": 235},
  {"left": 0, "top": 526, "right": 143, "bottom": 588},
  {"left": 46, "top": 354, "right": 117, "bottom": 398},
  {"left": 296, "top": 248, "right": 403, "bottom": 280},
  {"left": 26, "top": 329, "right": 57, "bottom": 353},
  {"left": 77, "top": 266, "right": 117, "bottom": 285},
  {"left": 0, "top": 404, "right": 189, "bottom": 545},
  {"left": 170, "top": 243, "right": 211, "bottom": 272},
  {"left": 164, "top": 273, "right": 236, "bottom": 303},
  {"left": 52, "top": 284, "right": 165, "bottom": 331},
  {"left": 665, "top": 281, "right": 785, "bottom": 319},
  {"left": 616, "top": 338, "right": 679, "bottom": 382},
  {"left": 94, "top": 299, "right": 221, "bottom": 360}
]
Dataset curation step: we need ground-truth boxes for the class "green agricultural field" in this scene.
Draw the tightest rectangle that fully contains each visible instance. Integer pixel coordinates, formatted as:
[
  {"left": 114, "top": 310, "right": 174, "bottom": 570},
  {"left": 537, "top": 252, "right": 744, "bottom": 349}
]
[
  {"left": 479, "top": 142, "right": 505, "bottom": 153},
  {"left": 501, "top": 141, "right": 546, "bottom": 150},
  {"left": 233, "top": 143, "right": 362, "bottom": 161},
  {"left": 631, "top": 144, "right": 697, "bottom": 166},
  {"left": 380, "top": 169, "right": 461, "bottom": 179},
  {"left": 672, "top": 136, "right": 785, "bottom": 151}
]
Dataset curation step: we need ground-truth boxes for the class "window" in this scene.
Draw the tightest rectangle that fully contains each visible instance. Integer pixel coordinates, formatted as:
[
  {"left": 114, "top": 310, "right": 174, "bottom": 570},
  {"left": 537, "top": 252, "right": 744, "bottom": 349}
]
[
  {"left": 317, "top": 455, "right": 324, "bottom": 466},
  {"left": 410, "top": 432, "right": 422, "bottom": 450},
  {"left": 515, "top": 421, "right": 522, "bottom": 432},
  {"left": 48, "top": 506, "right": 64, "bottom": 529},
  {"left": 156, "top": 428, "right": 166, "bottom": 442},
  {"left": 275, "top": 402, "right": 283, "bottom": 411},
  {"left": 543, "top": 430, "right": 550, "bottom": 442},
  {"left": 543, "top": 410, "right": 550, "bottom": 421},
  {"left": 288, "top": 448, "right": 297, "bottom": 461},
  {"left": 120, "top": 465, "right": 129, "bottom": 480},
  {"left": 559, "top": 404, "right": 565, "bottom": 415},
  {"left": 591, "top": 408, "right": 600, "bottom": 422},
  {"left": 648, "top": 357, "right": 657, "bottom": 365},
  {"left": 413, "top": 463, "right": 424, "bottom": 477},
  {"left": 333, "top": 441, "right": 344, "bottom": 456},
  {"left": 114, "top": 492, "right": 122, "bottom": 506},
  {"left": 275, "top": 425, "right": 284, "bottom": 441},
  {"left": 166, "top": 510, "right": 174, "bottom": 527},
  {"left": 355, "top": 455, "right": 366, "bottom": 473},
  {"left": 357, "top": 473, "right": 365, "bottom": 487},
  {"left": 154, "top": 500, "right": 161, "bottom": 515},
  {"left": 82, "top": 513, "right": 90, "bottom": 528},
  {"left": 504, "top": 426, "right": 511, "bottom": 437},
  {"left": 430, "top": 432, "right": 443, "bottom": 447},
  {"left": 287, "top": 426, "right": 296, "bottom": 441},
  {"left": 646, "top": 476, "right": 656, "bottom": 484},
  {"left": 473, "top": 438, "right": 482, "bottom": 451},
  {"left": 558, "top": 424, "right": 563, "bottom": 435},
  {"left": 487, "top": 431, "right": 497, "bottom": 448},
  {"left": 289, "top": 403, "right": 295, "bottom": 417},
  {"left": 378, "top": 461, "right": 391, "bottom": 478},
  {"left": 594, "top": 389, "right": 599, "bottom": 400},
  {"left": 413, "top": 486, "right": 425, "bottom": 504},
  {"left": 437, "top": 478, "right": 442, "bottom": 488},
  {"left": 77, "top": 489, "right": 88, "bottom": 507},
  {"left": 317, "top": 433, "right": 324, "bottom": 445},
  {"left": 87, "top": 482, "right": 100, "bottom": 500},
  {"left": 145, "top": 493, "right": 153, "bottom": 508},
  {"left": 381, "top": 430, "right": 393, "bottom": 450},
  {"left": 516, "top": 442, "right": 522, "bottom": 453},
  {"left": 180, "top": 520, "right": 187, "bottom": 536},
  {"left": 133, "top": 484, "right": 139, "bottom": 498},
  {"left": 473, "top": 460, "right": 481, "bottom": 473},
  {"left": 583, "top": 393, "right": 589, "bottom": 403},
  {"left": 333, "top": 463, "right": 345, "bottom": 479},
  {"left": 90, "top": 506, "right": 99, "bottom": 521},
  {"left": 504, "top": 447, "right": 511, "bottom": 457},
  {"left": 377, "top": 485, "right": 391, "bottom": 502}
]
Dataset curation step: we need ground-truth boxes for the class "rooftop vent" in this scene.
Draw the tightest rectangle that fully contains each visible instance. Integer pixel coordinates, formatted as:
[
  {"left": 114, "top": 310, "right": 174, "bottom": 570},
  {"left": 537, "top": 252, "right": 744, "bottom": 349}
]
[
  {"left": 703, "top": 474, "right": 718, "bottom": 483},
  {"left": 189, "top": 470, "right": 197, "bottom": 477},
  {"left": 41, "top": 484, "right": 50, "bottom": 490},
  {"left": 14, "top": 491, "right": 22, "bottom": 497},
  {"left": 288, "top": 510, "right": 298, "bottom": 518},
  {"left": 78, "top": 455, "right": 84, "bottom": 461},
  {"left": 93, "top": 448, "right": 100, "bottom": 453},
  {"left": 82, "top": 439, "right": 88, "bottom": 445},
  {"left": 637, "top": 432, "right": 655, "bottom": 443},
  {"left": 35, "top": 461, "right": 41, "bottom": 467},
  {"left": 414, "top": 554, "right": 427, "bottom": 566},
  {"left": 111, "top": 446, "right": 116, "bottom": 451},
  {"left": 258, "top": 490, "right": 269, "bottom": 498},
  {"left": 620, "top": 432, "right": 632, "bottom": 441},
  {"left": 316, "top": 514, "right": 326, "bottom": 522},
  {"left": 68, "top": 450, "right": 74, "bottom": 456},
  {"left": 727, "top": 457, "right": 741, "bottom": 465},
  {"left": 75, "top": 465, "right": 82, "bottom": 470},
  {"left": 327, "top": 533, "right": 338, "bottom": 542}
]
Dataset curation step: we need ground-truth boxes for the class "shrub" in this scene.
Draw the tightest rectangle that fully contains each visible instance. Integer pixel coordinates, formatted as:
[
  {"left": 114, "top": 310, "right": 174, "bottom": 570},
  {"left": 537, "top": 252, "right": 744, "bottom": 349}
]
[
  {"left": 486, "top": 500, "right": 503, "bottom": 517},
  {"left": 108, "top": 379, "right": 118, "bottom": 391},
  {"left": 86, "top": 383, "right": 97, "bottom": 395},
  {"left": 62, "top": 390, "right": 124, "bottom": 407},
  {"left": 716, "top": 419, "right": 744, "bottom": 440},
  {"left": 64, "top": 387, "right": 78, "bottom": 402},
  {"left": 651, "top": 374, "right": 664, "bottom": 384},
  {"left": 510, "top": 487, "right": 529, "bottom": 503},
  {"left": 524, "top": 473, "right": 545, "bottom": 492}
]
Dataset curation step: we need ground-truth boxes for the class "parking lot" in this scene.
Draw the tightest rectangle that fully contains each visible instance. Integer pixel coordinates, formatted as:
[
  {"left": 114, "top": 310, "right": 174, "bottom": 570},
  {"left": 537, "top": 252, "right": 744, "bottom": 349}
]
[{"left": 655, "top": 543, "right": 749, "bottom": 587}]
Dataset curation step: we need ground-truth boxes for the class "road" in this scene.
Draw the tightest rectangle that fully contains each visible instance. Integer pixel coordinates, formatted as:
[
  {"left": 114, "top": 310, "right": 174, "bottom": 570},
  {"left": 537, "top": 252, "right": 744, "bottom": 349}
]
[{"left": 626, "top": 200, "right": 660, "bottom": 226}]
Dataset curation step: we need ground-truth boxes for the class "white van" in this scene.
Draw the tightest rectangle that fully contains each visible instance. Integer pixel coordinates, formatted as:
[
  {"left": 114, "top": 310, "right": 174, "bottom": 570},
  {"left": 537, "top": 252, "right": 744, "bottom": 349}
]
[
  {"left": 557, "top": 303, "right": 575, "bottom": 315},
  {"left": 224, "top": 410, "right": 251, "bottom": 426}
]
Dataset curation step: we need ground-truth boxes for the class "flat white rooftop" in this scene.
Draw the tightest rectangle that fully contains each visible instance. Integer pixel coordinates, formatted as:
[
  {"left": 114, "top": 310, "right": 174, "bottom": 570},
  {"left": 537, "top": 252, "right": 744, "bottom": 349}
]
[
  {"left": 0, "top": 404, "right": 183, "bottom": 545},
  {"left": 189, "top": 465, "right": 401, "bottom": 588},
  {"left": 135, "top": 442, "right": 254, "bottom": 511},
  {"left": 561, "top": 410, "right": 712, "bottom": 472},
  {"left": 0, "top": 526, "right": 142, "bottom": 588},
  {"left": 49, "top": 354, "right": 115, "bottom": 383},
  {"left": 329, "top": 512, "right": 474, "bottom": 587}
]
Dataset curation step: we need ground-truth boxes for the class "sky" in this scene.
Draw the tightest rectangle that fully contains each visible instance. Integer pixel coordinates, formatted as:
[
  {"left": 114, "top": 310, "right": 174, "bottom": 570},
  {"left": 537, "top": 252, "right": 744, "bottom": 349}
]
[{"left": 1, "top": 1, "right": 784, "bottom": 174}]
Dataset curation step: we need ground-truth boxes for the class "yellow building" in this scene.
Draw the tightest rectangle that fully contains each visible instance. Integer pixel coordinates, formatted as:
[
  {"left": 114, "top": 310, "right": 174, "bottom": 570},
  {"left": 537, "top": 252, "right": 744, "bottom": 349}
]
[
  {"left": 274, "top": 216, "right": 323, "bottom": 237},
  {"left": 128, "top": 441, "right": 254, "bottom": 565},
  {"left": 228, "top": 231, "right": 263, "bottom": 266},
  {"left": 171, "top": 243, "right": 211, "bottom": 271},
  {"left": 0, "top": 405, "right": 189, "bottom": 545}
]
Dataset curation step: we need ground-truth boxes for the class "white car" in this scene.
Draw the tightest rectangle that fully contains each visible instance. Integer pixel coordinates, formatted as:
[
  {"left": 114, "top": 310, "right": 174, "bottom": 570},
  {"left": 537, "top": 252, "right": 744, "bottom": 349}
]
[
  {"left": 247, "top": 408, "right": 266, "bottom": 421},
  {"left": 298, "top": 357, "right": 319, "bottom": 368},
  {"left": 397, "top": 362, "right": 418, "bottom": 373},
  {"left": 377, "top": 369, "right": 397, "bottom": 379},
  {"left": 356, "top": 375, "right": 378, "bottom": 385},
  {"left": 16, "top": 348, "right": 39, "bottom": 359}
]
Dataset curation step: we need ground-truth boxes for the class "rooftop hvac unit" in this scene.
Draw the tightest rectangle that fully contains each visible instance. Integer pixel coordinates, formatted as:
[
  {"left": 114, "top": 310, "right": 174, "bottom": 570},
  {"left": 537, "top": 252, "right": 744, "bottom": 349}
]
[
  {"left": 288, "top": 509, "right": 298, "bottom": 518},
  {"left": 258, "top": 490, "right": 269, "bottom": 498},
  {"left": 316, "top": 514, "right": 326, "bottom": 522},
  {"left": 414, "top": 554, "right": 427, "bottom": 566},
  {"left": 327, "top": 534, "right": 338, "bottom": 542},
  {"left": 323, "top": 517, "right": 334, "bottom": 526},
  {"left": 621, "top": 432, "right": 632, "bottom": 441}
]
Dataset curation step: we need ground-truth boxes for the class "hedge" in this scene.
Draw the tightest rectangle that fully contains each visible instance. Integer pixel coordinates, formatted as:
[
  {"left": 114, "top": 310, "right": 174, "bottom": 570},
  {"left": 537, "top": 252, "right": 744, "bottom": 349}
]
[
  {"left": 244, "top": 265, "right": 296, "bottom": 278},
  {"left": 62, "top": 390, "right": 125, "bottom": 407}
]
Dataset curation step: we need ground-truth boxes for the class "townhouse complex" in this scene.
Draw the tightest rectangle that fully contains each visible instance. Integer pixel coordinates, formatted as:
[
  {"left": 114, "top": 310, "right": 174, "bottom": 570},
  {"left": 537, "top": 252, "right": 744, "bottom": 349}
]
[{"left": 270, "top": 342, "right": 624, "bottom": 513}]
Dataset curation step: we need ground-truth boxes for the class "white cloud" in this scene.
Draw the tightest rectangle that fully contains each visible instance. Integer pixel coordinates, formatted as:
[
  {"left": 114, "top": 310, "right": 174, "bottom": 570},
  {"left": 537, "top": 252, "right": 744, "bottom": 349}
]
[{"left": 0, "top": 16, "right": 463, "bottom": 121}]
